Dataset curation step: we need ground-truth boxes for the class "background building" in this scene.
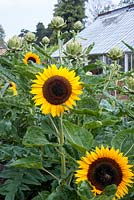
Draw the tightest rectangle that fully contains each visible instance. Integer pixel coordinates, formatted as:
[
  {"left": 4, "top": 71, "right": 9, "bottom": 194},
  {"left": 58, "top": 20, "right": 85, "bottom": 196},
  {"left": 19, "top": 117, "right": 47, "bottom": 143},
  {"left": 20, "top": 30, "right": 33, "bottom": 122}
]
[{"left": 52, "top": 4, "right": 134, "bottom": 72}]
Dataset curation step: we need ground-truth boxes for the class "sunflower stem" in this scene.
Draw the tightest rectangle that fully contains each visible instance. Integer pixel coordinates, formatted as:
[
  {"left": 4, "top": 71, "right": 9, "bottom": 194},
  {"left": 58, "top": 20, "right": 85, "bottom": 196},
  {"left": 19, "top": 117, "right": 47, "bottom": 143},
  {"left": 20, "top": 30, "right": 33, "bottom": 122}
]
[
  {"left": 57, "top": 30, "right": 62, "bottom": 65},
  {"left": 42, "top": 167, "right": 59, "bottom": 181},
  {"left": 49, "top": 115, "right": 60, "bottom": 138},
  {"left": 59, "top": 113, "right": 66, "bottom": 177}
]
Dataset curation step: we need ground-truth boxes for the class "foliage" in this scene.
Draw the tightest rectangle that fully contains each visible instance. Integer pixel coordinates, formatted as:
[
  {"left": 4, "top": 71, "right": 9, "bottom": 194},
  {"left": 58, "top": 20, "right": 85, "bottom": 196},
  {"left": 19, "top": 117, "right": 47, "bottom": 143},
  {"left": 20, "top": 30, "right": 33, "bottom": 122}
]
[
  {"left": 0, "top": 25, "right": 6, "bottom": 49},
  {"left": 119, "top": 0, "right": 134, "bottom": 6},
  {"left": 35, "top": 23, "right": 46, "bottom": 45},
  {"left": 53, "top": 0, "right": 87, "bottom": 42},
  {"left": 0, "top": 18, "right": 134, "bottom": 200}
]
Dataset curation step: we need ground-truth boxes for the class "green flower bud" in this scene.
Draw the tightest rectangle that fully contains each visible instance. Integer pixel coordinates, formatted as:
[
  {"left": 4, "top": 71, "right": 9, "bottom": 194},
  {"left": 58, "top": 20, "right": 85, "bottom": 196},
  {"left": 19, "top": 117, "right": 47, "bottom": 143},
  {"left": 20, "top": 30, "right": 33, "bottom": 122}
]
[
  {"left": 107, "top": 47, "right": 123, "bottom": 60},
  {"left": 24, "top": 32, "right": 36, "bottom": 42},
  {"left": 73, "top": 21, "right": 83, "bottom": 32},
  {"left": 42, "top": 36, "right": 50, "bottom": 45},
  {"left": 7, "top": 35, "right": 22, "bottom": 50},
  {"left": 66, "top": 41, "right": 82, "bottom": 56},
  {"left": 51, "top": 16, "right": 65, "bottom": 30}
]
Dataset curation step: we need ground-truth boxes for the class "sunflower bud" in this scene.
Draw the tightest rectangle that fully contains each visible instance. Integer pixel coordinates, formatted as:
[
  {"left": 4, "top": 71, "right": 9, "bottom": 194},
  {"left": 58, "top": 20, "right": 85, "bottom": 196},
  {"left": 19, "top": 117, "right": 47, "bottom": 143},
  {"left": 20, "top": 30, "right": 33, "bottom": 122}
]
[
  {"left": 73, "top": 21, "right": 83, "bottom": 32},
  {"left": 66, "top": 41, "right": 82, "bottom": 56},
  {"left": 7, "top": 36, "right": 22, "bottom": 50},
  {"left": 51, "top": 16, "right": 65, "bottom": 30},
  {"left": 42, "top": 36, "right": 50, "bottom": 45},
  {"left": 107, "top": 47, "right": 123, "bottom": 60},
  {"left": 24, "top": 32, "right": 36, "bottom": 43}
]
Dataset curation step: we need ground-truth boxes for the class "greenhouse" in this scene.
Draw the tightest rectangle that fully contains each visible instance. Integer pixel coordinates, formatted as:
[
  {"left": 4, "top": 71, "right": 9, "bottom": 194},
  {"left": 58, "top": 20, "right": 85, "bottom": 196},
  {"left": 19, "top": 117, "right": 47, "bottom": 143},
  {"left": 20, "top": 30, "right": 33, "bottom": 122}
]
[{"left": 53, "top": 4, "right": 134, "bottom": 72}]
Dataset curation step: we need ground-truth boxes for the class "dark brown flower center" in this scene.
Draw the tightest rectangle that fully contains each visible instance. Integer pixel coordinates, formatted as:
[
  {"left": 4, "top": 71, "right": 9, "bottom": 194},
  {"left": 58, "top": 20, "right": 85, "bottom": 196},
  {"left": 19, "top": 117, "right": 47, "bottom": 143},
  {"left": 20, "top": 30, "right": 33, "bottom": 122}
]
[
  {"left": 28, "top": 57, "right": 36, "bottom": 63},
  {"left": 42, "top": 75, "right": 72, "bottom": 105},
  {"left": 87, "top": 158, "right": 122, "bottom": 191}
]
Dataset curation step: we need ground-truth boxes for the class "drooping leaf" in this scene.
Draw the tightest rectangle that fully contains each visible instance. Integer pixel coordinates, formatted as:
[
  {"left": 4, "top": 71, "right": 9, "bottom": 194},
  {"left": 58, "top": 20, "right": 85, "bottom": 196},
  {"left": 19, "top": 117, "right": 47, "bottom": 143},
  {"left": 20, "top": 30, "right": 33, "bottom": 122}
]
[
  {"left": 63, "top": 120, "right": 93, "bottom": 153},
  {"left": 111, "top": 128, "right": 134, "bottom": 156},
  {"left": 84, "top": 121, "right": 102, "bottom": 129},
  {"left": 47, "top": 185, "right": 80, "bottom": 200},
  {"left": 9, "top": 156, "right": 43, "bottom": 169},
  {"left": 32, "top": 191, "right": 50, "bottom": 200},
  {"left": 77, "top": 181, "right": 93, "bottom": 200},
  {"left": 23, "top": 126, "right": 52, "bottom": 147},
  {"left": 72, "top": 108, "right": 99, "bottom": 117}
]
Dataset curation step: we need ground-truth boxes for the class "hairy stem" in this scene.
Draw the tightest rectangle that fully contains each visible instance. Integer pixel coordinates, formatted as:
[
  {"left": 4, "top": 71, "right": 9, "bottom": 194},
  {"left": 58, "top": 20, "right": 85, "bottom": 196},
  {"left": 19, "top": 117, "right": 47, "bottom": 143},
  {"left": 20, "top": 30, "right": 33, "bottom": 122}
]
[{"left": 59, "top": 113, "right": 66, "bottom": 177}]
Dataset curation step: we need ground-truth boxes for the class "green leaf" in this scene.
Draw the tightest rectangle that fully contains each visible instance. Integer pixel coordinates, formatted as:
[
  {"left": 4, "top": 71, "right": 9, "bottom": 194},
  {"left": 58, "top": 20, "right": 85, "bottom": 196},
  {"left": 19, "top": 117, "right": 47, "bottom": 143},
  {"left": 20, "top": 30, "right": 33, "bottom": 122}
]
[
  {"left": 104, "top": 184, "right": 117, "bottom": 197},
  {"left": 5, "top": 192, "right": 15, "bottom": 200},
  {"left": 101, "top": 119, "right": 120, "bottom": 127},
  {"left": 47, "top": 185, "right": 80, "bottom": 200},
  {"left": 63, "top": 120, "right": 93, "bottom": 153},
  {"left": 77, "top": 181, "right": 93, "bottom": 200},
  {"left": 0, "top": 97, "right": 30, "bottom": 110},
  {"left": 32, "top": 191, "right": 50, "bottom": 200},
  {"left": 9, "top": 156, "right": 43, "bottom": 169},
  {"left": 111, "top": 128, "right": 134, "bottom": 156},
  {"left": 94, "top": 185, "right": 117, "bottom": 200},
  {"left": 122, "top": 41, "right": 134, "bottom": 52},
  {"left": 33, "top": 44, "right": 57, "bottom": 63},
  {"left": 100, "top": 99, "right": 114, "bottom": 112},
  {"left": 23, "top": 126, "right": 51, "bottom": 147},
  {"left": 83, "top": 63, "right": 98, "bottom": 73},
  {"left": 72, "top": 108, "right": 99, "bottom": 117},
  {"left": 84, "top": 121, "right": 102, "bottom": 129}
]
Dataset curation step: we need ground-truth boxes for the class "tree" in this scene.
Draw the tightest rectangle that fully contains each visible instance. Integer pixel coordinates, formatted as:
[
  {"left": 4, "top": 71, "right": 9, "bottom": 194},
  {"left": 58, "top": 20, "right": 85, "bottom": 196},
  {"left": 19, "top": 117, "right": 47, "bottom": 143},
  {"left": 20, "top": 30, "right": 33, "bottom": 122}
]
[
  {"left": 0, "top": 25, "right": 5, "bottom": 39},
  {"left": 35, "top": 22, "right": 46, "bottom": 45},
  {"left": 86, "top": 0, "right": 115, "bottom": 24},
  {"left": 0, "top": 25, "right": 6, "bottom": 48},
  {"left": 119, "top": 0, "right": 134, "bottom": 6},
  {"left": 19, "top": 29, "right": 29, "bottom": 38},
  {"left": 53, "top": 0, "right": 87, "bottom": 42}
]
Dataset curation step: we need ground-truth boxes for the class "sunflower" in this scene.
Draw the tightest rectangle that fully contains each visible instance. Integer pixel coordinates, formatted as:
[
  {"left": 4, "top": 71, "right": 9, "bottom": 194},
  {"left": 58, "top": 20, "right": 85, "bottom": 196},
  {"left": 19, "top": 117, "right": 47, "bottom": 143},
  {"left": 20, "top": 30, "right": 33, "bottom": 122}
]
[
  {"left": 75, "top": 146, "right": 134, "bottom": 199},
  {"left": 30, "top": 64, "right": 82, "bottom": 117},
  {"left": 9, "top": 82, "right": 18, "bottom": 96},
  {"left": 23, "top": 52, "right": 41, "bottom": 65}
]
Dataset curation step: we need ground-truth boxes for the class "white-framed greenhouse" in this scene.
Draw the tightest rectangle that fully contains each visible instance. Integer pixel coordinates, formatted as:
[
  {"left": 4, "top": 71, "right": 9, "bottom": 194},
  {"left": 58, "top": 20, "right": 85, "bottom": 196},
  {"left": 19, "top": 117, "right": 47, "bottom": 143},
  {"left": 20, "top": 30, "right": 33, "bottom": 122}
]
[{"left": 52, "top": 4, "right": 134, "bottom": 72}]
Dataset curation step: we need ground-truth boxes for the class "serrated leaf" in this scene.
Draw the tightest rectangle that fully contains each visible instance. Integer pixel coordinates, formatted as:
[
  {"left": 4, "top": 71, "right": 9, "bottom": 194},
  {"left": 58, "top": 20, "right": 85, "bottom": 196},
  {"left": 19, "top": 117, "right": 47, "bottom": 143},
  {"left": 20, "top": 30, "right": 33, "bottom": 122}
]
[
  {"left": 33, "top": 44, "right": 57, "bottom": 63},
  {"left": 111, "top": 128, "right": 134, "bottom": 156},
  {"left": 94, "top": 185, "right": 116, "bottom": 200},
  {"left": 23, "top": 126, "right": 51, "bottom": 147},
  {"left": 32, "top": 191, "right": 50, "bottom": 200},
  {"left": 78, "top": 181, "right": 93, "bottom": 200},
  {"left": 72, "top": 108, "right": 99, "bottom": 116},
  {"left": 104, "top": 184, "right": 117, "bottom": 196},
  {"left": 9, "top": 156, "right": 43, "bottom": 169},
  {"left": 84, "top": 121, "right": 102, "bottom": 129},
  {"left": 47, "top": 185, "right": 80, "bottom": 200},
  {"left": 0, "top": 97, "right": 30, "bottom": 110},
  {"left": 63, "top": 120, "right": 93, "bottom": 153},
  {"left": 101, "top": 119, "right": 120, "bottom": 127}
]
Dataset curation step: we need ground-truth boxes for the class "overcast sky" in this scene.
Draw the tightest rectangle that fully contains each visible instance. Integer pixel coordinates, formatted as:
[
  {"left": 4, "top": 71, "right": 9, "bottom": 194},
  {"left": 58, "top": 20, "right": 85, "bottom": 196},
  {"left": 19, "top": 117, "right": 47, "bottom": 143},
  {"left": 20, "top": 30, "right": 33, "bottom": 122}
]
[{"left": 1, "top": 0, "right": 120, "bottom": 41}]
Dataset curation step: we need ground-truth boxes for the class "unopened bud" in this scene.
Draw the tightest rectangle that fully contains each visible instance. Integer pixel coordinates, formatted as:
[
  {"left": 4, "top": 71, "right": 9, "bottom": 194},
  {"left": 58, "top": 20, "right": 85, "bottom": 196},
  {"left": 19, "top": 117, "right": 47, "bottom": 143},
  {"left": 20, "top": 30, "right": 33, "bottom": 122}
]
[
  {"left": 73, "top": 21, "right": 83, "bottom": 32},
  {"left": 7, "top": 36, "right": 22, "bottom": 50},
  {"left": 51, "top": 16, "right": 65, "bottom": 30},
  {"left": 24, "top": 32, "right": 36, "bottom": 43},
  {"left": 66, "top": 41, "right": 82, "bottom": 56},
  {"left": 107, "top": 47, "right": 123, "bottom": 60},
  {"left": 42, "top": 36, "right": 50, "bottom": 45}
]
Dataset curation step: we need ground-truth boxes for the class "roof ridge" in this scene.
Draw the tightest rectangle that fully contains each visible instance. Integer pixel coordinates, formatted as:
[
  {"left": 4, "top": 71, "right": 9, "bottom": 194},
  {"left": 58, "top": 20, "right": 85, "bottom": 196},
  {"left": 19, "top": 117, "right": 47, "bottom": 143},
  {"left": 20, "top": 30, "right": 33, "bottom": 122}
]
[{"left": 98, "top": 3, "right": 134, "bottom": 17}]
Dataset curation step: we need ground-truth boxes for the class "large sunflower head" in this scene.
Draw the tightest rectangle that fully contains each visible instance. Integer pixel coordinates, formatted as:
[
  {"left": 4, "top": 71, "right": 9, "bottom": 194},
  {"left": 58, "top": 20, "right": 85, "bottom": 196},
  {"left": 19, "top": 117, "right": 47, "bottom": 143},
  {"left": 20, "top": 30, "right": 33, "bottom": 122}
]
[
  {"left": 75, "top": 146, "right": 134, "bottom": 199},
  {"left": 30, "top": 64, "right": 83, "bottom": 117},
  {"left": 23, "top": 52, "right": 41, "bottom": 65}
]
